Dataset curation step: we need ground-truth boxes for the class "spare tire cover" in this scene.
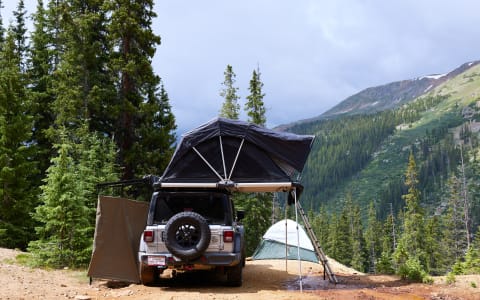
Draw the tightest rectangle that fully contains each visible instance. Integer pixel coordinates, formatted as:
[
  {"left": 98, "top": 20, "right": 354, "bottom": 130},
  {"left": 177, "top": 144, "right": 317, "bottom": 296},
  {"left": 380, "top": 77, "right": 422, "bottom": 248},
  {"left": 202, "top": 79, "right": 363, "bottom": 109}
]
[{"left": 164, "top": 211, "right": 211, "bottom": 261}]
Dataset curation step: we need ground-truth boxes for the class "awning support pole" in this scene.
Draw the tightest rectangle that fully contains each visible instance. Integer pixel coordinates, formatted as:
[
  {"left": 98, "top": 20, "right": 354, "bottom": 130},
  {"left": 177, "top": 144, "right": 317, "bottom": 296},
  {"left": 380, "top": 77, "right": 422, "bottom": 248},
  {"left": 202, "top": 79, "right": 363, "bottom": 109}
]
[
  {"left": 294, "top": 188, "right": 303, "bottom": 292},
  {"left": 192, "top": 146, "right": 224, "bottom": 181},
  {"left": 285, "top": 214, "right": 288, "bottom": 272}
]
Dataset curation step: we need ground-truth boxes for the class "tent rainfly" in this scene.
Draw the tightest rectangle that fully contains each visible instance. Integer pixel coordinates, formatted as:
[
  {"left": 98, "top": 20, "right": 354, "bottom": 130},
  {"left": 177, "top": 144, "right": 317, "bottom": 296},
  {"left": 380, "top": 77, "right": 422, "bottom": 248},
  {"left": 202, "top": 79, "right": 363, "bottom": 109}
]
[
  {"left": 252, "top": 219, "right": 318, "bottom": 263},
  {"left": 157, "top": 117, "right": 315, "bottom": 193}
]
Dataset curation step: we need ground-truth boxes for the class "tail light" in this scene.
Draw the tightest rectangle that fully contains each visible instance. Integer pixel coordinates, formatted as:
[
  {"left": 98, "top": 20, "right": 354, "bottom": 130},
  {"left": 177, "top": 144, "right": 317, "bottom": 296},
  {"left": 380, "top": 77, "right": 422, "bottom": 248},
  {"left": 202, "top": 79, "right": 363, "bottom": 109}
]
[
  {"left": 223, "top": 230, "right": 234, "bottom": 243},
  {"left": 143, "top": 230, "right": 154, "bottom": 242}
]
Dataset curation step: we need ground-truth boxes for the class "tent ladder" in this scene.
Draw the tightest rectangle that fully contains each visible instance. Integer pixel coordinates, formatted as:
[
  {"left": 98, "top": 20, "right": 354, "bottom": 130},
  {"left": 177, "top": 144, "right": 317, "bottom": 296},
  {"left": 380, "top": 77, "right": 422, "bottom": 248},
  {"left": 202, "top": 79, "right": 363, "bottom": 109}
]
[{"left": 296, "top": 200, "right": 338, "bottom": 284}]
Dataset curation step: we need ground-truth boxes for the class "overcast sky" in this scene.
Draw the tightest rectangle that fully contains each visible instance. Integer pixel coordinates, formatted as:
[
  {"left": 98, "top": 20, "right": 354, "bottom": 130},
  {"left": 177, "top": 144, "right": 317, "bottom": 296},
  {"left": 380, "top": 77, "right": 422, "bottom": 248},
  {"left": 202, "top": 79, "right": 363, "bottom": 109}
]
[{"left": 3, "top": 0, "right": 480, "bottom": 135}]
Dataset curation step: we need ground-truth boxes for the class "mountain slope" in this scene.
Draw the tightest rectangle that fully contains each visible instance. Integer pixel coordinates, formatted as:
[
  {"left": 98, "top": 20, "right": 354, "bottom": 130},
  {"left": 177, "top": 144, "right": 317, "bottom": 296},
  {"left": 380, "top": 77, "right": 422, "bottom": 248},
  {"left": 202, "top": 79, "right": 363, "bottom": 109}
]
[
  {"left": 322, "top": 61, "right": 480, "bottom": 118},
  {"left": 286, "top": 61, "right": 480, "bottom": 221}
]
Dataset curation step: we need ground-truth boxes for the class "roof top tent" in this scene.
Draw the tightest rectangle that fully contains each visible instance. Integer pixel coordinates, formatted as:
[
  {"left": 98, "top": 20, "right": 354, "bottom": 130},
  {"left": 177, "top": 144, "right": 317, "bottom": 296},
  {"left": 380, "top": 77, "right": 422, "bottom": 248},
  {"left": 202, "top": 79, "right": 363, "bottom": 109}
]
[{"left": 157, "top": 117, "right": 315, "bottom": 193}]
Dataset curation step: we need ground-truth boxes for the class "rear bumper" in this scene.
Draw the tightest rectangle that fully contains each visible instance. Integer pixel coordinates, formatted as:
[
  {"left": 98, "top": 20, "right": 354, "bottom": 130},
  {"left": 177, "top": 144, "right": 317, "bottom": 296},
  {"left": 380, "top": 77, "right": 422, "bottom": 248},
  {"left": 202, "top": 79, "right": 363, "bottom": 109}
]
[{"left": 139, "top": 251, "right": 242, "bottom": 268}]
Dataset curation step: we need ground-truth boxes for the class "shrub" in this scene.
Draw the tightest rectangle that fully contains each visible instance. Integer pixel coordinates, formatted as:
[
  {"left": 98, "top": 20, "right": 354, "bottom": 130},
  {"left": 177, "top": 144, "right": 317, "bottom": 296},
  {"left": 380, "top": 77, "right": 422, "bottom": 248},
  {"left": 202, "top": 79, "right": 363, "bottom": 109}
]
[
  {"left": 445, "top": 272, "right": 456, "bottom": 285},
  {"left": 397, "top": 256, "right": 430, "bottom": 283}
]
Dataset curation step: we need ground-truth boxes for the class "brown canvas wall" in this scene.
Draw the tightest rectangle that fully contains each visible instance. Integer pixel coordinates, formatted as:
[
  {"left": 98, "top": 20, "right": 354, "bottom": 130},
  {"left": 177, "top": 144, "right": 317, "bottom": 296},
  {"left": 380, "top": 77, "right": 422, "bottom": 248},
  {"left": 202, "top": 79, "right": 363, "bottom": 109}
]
[{"left": 87, "top": 196, "right": 149, "bottom": 283}]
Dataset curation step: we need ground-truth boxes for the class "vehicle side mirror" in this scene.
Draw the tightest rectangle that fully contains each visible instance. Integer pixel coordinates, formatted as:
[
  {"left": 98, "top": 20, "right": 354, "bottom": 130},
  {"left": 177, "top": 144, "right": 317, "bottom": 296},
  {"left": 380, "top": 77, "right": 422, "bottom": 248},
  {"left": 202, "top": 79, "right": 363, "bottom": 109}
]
[{"left": 236, "top": 210, "right": 245, "bottom": 221}]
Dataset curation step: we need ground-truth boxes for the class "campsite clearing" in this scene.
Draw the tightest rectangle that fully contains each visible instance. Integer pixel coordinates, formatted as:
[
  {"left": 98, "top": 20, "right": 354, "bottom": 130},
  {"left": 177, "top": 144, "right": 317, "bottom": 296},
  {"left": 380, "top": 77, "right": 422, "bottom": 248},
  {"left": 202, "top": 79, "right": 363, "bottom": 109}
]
[{"left": 2, "top": 248, "right": 480, "bottom": 299}]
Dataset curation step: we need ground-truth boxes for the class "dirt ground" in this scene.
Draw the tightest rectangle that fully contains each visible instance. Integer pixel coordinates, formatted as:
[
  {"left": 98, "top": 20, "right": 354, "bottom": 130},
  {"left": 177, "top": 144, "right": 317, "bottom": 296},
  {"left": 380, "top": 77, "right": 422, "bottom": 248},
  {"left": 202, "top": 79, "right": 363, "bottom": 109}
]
[{"left": 1, "top": 248, "right": 480, "bottom": 300}]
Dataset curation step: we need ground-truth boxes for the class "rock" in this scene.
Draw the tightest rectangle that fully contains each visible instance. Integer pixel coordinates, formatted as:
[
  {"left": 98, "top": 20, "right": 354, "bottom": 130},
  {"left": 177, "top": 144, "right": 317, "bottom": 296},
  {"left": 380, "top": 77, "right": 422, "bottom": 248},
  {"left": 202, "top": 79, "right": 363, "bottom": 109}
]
[{"left": 74, "top": 295, "right": 91, "bottom": 300}]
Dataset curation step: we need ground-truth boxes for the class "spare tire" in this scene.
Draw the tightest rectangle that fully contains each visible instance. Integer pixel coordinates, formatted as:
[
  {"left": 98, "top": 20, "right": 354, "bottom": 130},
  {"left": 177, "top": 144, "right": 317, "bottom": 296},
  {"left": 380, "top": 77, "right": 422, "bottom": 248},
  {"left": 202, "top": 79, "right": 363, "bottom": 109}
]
[{"left": 164, "top": 211, "right": 211, "bottom": 261}]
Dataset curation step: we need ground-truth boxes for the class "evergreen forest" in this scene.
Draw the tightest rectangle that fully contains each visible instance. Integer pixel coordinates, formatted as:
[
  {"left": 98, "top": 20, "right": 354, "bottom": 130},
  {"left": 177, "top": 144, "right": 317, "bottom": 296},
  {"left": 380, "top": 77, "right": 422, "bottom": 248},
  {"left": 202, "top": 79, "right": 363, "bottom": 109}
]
[{"left": 0, "top": 0, "right": 176, "bottom": 266}]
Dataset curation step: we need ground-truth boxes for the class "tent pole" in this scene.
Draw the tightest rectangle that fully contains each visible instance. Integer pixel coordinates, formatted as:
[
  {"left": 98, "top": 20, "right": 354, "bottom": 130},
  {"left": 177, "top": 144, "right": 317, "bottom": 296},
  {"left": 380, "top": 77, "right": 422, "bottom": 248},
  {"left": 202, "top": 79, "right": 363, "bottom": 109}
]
[
  {"left": 227, "top": 138, "right": 245, "bottom": 180},
  {"left": 219, "top": 136, "right": 227, "bottom": 180},
  {"left": 294, "top": 188, "right": 303, "bottom": 292},
  {"left": 192, "top": 147, "right": 224, "bottom": 181}
]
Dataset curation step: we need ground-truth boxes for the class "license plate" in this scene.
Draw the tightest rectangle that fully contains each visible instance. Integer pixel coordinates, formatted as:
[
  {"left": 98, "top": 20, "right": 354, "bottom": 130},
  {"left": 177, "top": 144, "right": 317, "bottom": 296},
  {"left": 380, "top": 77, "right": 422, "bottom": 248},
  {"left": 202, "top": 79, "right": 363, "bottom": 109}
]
[{"left": 147, "top": 256, "right": 166, "bottom": 266}]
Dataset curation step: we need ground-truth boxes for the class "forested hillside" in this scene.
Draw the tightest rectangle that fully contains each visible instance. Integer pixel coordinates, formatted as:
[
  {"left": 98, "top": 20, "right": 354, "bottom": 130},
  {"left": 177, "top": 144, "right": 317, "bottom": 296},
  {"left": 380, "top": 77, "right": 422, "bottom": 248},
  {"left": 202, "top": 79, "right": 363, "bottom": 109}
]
[
  {"left": 0, "top": 0, "right": 176, "bottom": 266},
  {"left": 287, "top": 62, "right": 480, "bottom": 278}
]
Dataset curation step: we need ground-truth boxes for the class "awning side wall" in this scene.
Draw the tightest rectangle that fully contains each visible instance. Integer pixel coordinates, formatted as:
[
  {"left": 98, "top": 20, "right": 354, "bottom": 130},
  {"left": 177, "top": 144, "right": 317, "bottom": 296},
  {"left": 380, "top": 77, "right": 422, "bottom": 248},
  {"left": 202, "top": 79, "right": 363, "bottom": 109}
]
[{"left": 87, "top": 196, "right": 149, "bottom": 283}]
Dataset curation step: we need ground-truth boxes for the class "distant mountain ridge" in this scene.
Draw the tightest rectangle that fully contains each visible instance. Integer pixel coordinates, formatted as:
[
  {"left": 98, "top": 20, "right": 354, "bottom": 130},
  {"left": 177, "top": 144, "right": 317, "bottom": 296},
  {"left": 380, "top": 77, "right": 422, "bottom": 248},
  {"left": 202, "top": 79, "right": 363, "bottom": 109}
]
[{"left": 278, "top": 60, "right": 480, "bottom": 130}]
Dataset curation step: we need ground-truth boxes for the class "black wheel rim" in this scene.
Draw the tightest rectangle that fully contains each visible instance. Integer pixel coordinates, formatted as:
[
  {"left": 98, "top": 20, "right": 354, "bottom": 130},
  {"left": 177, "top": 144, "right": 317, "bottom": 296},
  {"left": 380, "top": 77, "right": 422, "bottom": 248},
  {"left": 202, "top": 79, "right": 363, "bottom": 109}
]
[{"left": 175, "top": 224, "right": 200, "bottom": 248}]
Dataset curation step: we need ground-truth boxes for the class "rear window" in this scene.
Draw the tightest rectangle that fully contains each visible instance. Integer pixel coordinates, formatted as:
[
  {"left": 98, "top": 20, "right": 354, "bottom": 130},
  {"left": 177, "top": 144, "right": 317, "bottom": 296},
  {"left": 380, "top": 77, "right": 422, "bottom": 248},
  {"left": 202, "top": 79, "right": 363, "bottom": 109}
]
[{"left": 152, "top": 192, "right": 230, "bottom": 225}]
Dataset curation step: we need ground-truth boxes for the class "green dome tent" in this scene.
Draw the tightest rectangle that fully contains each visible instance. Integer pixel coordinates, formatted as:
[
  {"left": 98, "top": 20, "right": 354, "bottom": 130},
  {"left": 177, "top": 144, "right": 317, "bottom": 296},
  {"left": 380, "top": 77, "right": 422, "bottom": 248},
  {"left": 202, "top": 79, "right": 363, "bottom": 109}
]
[{"left": 252, "top": 219, "right": 318, "bottom": 263}]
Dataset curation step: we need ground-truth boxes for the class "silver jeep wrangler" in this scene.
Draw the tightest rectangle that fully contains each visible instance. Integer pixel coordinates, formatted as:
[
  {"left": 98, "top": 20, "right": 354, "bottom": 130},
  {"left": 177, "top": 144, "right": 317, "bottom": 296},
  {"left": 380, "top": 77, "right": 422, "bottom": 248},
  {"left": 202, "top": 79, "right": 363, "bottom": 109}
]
[{"left": 138, "top": 188, "right": 245, "bottom": 286}]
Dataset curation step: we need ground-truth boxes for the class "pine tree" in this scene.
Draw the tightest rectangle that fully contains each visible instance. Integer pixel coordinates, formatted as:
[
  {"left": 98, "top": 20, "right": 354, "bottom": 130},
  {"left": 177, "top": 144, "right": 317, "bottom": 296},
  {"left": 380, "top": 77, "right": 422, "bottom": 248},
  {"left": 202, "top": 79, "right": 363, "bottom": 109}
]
[
  {"left": 0, "top": 29, "right": 36, "bottom": 249},
  {"left": 29, "top": 122, "right": 118, "bottom": 267},
  {"left": 443, "top": 173, "right": 469, "bottom": 261},
  {"left": 28, "top": 0, "right": 55, "bottom": 181},
  {"left": 365, "top": 201, "right": 381, "bottom": 273},
  {"left": 12, "top": 0, "right": 28, "bottom": 72},
  {"left": 334, "top": 204, "right": 353, "bottom": 265},
  {"left": 376, "top": 213, "right": 395, "bottom": 274},
  {"left": 424, "top": 216, "right": 445, "bottom": 275},
  {"left": 400, "top": 152, "right": 425, "bottom": 255},
  {"left": 326, "top": 213, "right": 338, "bottom": 258},
  {"left": 0, "top": 0, "right": 5, "bottom": 46},
  {"left": 49, "top": 0, "right": 113, "bottom": 139},
  {"left": 28, "top": 132, "right": 91, "bottom": 267},
  {"left": 219, "top": 64, "right": 240, "bottom": 119},
  {"left": 350, "top": 205, "right": 367, "bottom": 272},
  {"left": 106, "top": 0, "right": 173, "bottom": 179},
  {"left": 245, "top": 67, "right": 266, "bottom": 126},
  {"left": 76, "top": 124, "right": 119, "bottom": 223},
  {"left": 311, "top": 205, "right": 329, "bottom": 249},
  {"left": 45, "top": 0, "right": 63, "bottom": 70},
  {"left": 458, "top": 146, "right": 471, "bottom": 248},
  {"left": 468, "top": 148, "right": 480, "bottom": 233},
  {"left": 134, "top": 81, "right": 176, "bottom": 176},
  {"left": 393, "top": 152, "right": 428, "bottom": 280},
  {"left": 462, "top": 227, "right": 480, "bottom": 274}
]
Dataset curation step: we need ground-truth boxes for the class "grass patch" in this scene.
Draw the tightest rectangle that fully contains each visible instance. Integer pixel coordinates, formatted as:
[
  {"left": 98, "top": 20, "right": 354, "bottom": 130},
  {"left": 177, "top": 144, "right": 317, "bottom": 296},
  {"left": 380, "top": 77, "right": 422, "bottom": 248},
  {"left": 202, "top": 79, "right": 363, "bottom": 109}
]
[
  {"left": 70, "top": 269, "right": 90, "bottom": 284},
  {"left": 15, "top": 253, "right": 32, "bottom": 266},
  {"left": 446, "top": 272, "right": 456, "bottom": 285}
]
